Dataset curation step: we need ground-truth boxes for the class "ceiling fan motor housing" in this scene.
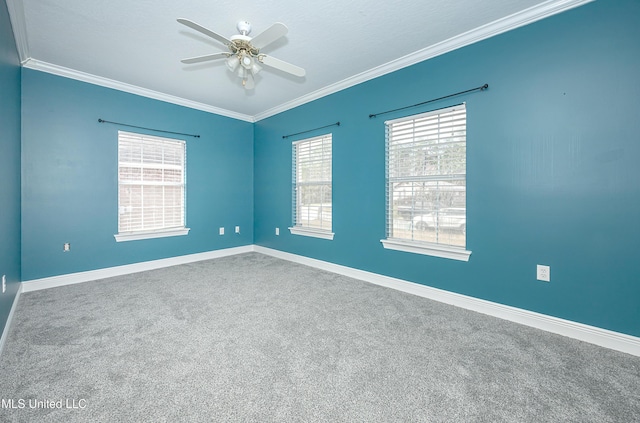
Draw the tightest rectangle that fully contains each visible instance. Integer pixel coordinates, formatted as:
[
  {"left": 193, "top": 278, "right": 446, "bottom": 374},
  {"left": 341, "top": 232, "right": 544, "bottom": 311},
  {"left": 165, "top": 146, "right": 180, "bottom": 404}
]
[{"left": 229, "top": 35, "right": 259, "bottom": 56}]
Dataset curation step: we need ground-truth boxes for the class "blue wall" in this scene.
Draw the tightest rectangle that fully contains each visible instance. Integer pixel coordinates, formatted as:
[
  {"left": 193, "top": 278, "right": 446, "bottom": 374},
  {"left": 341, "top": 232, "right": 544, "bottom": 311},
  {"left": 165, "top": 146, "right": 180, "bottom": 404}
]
[
  {"left": 7, "top": 0, "right": 640, "bottom": 340},
  {"left": 254, "top": 0, "right": 640, "bottom": 337},
  {"left": 0, "top": 0, "right": 21, "bottom": 335},
  {"left": 21, "top": 69, "right": 254, "bottom": 281}
]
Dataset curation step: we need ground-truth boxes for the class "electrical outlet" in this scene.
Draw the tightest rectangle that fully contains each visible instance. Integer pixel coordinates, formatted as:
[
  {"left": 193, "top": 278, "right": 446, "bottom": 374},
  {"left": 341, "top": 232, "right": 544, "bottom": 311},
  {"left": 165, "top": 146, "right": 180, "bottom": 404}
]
[
  {"left": 537, "top": 265, "right": 550, "bottom": 282},
  {"left": 235, "top": 226, "right": 240, "bottom": 234},
  {"left": 275, "top": 227, "right": 280, "bottom": 236},
  {"left": 2, "top": 275, "right": 6, "bottom": 294},
  {"left": 63, "top": 243, "right": 71, "bottom": 252},
  {"left": 219, "top": 227, "right": 224, "bottom": 235}
]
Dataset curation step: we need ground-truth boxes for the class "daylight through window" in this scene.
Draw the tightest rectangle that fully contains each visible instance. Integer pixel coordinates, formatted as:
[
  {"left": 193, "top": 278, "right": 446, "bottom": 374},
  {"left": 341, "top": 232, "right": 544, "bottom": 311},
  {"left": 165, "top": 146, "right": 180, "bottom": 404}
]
[
  {"left": 290, "top": 134, "right": 333, "bottom": 240},
  {"left": 384, "top": 104, "right": 468, "bottom": 254},
  {"left": 117, "top": 131, "right": 187, "bottom": 240}
]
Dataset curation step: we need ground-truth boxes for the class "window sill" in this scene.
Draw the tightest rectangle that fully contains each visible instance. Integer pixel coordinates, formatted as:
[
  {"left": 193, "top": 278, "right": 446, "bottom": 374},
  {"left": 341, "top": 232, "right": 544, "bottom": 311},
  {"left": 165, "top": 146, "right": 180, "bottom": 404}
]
[
  {"left": 114, "top": 228, "right": 190, "bottom": 242},
  {"left": 289, "top": 226, "right": 335, "bottom": 240},
  {"left": 380, "top": 238, "right": 471, "bottom": 261}
]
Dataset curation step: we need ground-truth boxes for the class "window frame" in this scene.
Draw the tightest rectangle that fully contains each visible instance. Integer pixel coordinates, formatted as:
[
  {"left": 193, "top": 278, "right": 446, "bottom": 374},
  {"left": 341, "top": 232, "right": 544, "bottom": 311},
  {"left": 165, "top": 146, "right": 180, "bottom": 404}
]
[
  {"left": 114, "top": 131, "right": 190, "bottom": 242},
  {"left": 380, "top": 104, "right": 471, "bottom": 261},
  {"left": 288, "top": 133, "right": 334, "bottom": 240}
]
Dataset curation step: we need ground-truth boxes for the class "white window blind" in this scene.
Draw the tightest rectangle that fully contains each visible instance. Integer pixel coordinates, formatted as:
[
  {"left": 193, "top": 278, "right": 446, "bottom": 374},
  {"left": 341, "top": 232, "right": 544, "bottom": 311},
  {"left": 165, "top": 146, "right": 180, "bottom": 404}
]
[
  {"left": 291, "top": 134, "right": 333, "bottom": 237},
  {"left": 117, "top": 131, "right": 186, "bottom": 237},
  {"left": 384, "top": 104, "right": 467, "bottom": 251}
]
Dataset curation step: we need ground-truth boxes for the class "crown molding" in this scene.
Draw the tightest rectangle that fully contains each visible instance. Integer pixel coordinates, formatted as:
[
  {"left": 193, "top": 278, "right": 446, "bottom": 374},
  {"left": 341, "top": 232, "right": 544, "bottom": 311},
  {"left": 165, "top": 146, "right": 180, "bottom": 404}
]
[
  {"left": 22, "top": 59, "right": 255, "bottom": 123},
  {"left": 10, "top": 0, "right": 593, "bottom": 123},
  {"left": 253, "top": 0, "right": 594, "bottom": 121},
  {"left": 5, "top": 0, "right": 29, "bottom": 63}
]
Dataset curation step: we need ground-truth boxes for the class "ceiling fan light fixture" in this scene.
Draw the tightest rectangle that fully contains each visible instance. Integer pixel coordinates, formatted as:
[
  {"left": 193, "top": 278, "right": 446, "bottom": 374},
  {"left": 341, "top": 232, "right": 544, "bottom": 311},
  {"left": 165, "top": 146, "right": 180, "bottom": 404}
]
[
  {"left": 226, "top": 55, "right": 239, "bottom": 72},
  {"left": 241, "top": 54, "right": 253, "bottom": 69},
  {"left": 251, "top": 62, "right": 262, "bottom": 75},
  {"left": 242, "top": 74, "right": 255, "bottom": 90}
]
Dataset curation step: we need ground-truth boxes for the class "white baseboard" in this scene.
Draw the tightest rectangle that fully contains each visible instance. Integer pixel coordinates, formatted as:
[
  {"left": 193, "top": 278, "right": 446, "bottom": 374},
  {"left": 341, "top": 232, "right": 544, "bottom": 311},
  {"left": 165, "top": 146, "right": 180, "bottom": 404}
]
[
  {"left": 0, "top": 282, "right": 23, "bottom": 357},
  {"left": 21, "top": 245, "right": 254, "bottom": 292},
  {"left": 254, "top": 246, "right": 640, "bottom": 357},
  {"left": 14, "top": 244, "right": 640, "bottom": 357}
]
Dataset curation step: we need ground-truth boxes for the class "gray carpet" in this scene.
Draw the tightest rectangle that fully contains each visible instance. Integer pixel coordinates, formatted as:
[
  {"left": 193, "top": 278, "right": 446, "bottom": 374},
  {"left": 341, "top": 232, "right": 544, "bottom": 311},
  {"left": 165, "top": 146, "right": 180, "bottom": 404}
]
[{"left": 0, "top": 252, "right": 638, "bottom": 422}]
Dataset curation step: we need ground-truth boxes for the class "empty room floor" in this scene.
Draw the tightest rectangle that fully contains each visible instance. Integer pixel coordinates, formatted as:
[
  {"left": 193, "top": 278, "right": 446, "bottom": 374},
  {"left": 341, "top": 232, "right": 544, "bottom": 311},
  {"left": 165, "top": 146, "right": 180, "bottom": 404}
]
[{"left": 1, "top": 253, "right": 638, "bottom": 422}]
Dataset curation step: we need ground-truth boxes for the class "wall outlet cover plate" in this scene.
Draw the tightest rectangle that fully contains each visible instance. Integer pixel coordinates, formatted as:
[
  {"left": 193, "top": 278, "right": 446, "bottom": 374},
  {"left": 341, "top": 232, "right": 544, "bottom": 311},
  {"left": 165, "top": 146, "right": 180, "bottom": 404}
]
[{"left": 537, "top": 264, "right": 550, "bottom": 282}]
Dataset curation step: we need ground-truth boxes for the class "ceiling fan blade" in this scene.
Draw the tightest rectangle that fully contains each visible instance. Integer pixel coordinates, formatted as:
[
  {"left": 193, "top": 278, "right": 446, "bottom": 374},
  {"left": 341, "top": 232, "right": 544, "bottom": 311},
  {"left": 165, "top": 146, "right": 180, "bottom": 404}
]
[
  {"left": 177, "top": 18, "right": 231, "bottom": 46},
  {"left": 181, "top": 52, "right": 229, "bottom": 64},
  {"left": 250, "top": 22, "right": 288, "bottom": 50},
  {"left": 259, "top": 55, "right": 305, "bottom": 77}
]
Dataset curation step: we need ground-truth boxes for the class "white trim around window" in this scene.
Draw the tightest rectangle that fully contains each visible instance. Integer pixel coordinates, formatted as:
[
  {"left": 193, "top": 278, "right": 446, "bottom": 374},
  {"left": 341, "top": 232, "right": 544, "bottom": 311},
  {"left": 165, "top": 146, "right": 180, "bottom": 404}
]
[
  {"left": 380, "top": 238, "right": 471, "bottom": 261},
  {"left": 288, "top": 226, "right": 335, "bottom": 240},
  {"left": 383, "top": 104, "right": 470, "bottom": 260},
  {"left": 116, "top": 131, "right": 188, "bottom": 242},
  {"left": 114, "top": 227, "right": 190, "bottom": 242},
  {"left": 291, "top": 133, "right": 333, "bottom": 240}
]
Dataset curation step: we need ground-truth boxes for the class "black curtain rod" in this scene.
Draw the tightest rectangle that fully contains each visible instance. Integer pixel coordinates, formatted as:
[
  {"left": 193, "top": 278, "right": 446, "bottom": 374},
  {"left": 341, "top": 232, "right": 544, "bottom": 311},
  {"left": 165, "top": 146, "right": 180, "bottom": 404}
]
[
  {"left": 282, "top": 122, "right": 340, "bottom": 139},
  {"left": 369, "top": 83, "right": 489, "bottom": 119},
  {"left": 98, "top": 119, "right": 200, "bottom": 138}
]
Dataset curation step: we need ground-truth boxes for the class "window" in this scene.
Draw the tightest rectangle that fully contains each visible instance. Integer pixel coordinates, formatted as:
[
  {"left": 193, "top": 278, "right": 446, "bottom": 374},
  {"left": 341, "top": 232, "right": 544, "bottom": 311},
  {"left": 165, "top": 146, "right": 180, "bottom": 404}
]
[
  {"left": 289, "top": 134, "right": 334, "bottom": 240},
  {"left": 381, "top": 104, "right": 471, "bottom": 261},
  {"left": 115, "top": 131, "right": 189, "bottom": 242}
]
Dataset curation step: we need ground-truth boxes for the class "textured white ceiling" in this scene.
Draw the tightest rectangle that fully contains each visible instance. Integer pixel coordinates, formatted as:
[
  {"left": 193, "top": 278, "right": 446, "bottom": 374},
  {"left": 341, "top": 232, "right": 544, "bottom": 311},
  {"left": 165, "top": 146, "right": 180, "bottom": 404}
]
[{"left": 7, "top": 0, "right": 591, "bottom": 121}]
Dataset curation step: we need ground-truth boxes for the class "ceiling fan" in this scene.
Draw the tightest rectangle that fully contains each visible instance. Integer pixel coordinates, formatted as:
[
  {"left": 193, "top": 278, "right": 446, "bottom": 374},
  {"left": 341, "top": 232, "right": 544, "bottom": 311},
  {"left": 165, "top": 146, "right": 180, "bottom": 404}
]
[{"left": 178, "top": 18, "right": 306, "bottom": 90}]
